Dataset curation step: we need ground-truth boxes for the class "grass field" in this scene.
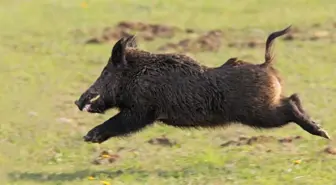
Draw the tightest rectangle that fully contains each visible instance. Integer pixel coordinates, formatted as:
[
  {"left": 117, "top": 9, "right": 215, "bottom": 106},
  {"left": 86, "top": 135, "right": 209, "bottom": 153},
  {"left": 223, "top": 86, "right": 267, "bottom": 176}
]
[{"left": 1, "top": 0, "right": 336, "bottom": 184}]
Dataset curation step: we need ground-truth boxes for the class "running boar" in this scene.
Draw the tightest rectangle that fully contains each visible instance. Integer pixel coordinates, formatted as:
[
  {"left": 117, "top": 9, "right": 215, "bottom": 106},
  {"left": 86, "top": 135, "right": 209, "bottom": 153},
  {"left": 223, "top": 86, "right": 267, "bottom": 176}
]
[{"left": 75, "top": 26, "right": 330, "bottom": 144}]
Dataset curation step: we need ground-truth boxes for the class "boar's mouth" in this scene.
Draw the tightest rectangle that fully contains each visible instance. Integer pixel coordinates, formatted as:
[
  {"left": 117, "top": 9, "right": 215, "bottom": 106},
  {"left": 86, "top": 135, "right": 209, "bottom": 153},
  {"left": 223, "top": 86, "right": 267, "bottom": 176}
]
[
  {"left": 75, "top": 93, "right": 101, "bottom": 112},
  {"left": 83, "top": 94, "right": 101, "bottom": 111}
]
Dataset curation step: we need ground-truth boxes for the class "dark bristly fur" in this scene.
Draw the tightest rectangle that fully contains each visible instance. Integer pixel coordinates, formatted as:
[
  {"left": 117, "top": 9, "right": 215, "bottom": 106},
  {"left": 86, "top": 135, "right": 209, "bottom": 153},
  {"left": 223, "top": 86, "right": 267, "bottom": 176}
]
[{"left": 75, "top": 26, "right": 330, "bottom": 144}]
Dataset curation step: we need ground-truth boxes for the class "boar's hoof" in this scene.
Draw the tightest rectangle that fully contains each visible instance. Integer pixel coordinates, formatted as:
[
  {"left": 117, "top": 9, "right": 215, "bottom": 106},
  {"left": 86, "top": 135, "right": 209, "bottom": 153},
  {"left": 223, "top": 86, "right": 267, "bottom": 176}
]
[{"left": 83, "top": 127, "right": 111, "bottom": 143}]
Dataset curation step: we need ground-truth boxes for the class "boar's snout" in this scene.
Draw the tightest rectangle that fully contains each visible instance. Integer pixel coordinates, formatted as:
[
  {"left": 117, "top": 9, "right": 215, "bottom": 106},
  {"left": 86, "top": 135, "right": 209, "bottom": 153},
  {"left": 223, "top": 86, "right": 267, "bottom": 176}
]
[
  {"left": 75, "top": 89, "right": 100, "bottom": 111},
  {"left": 74, "top": 100, "right": 82, "bottom": 110}
]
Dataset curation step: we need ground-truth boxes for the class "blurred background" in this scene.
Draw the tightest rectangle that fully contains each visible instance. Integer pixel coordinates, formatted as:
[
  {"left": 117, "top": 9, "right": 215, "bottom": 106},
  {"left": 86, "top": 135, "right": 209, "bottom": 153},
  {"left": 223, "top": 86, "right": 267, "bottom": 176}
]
[{"left": 0, "top": 0, "right": 336, "bottom": 184}]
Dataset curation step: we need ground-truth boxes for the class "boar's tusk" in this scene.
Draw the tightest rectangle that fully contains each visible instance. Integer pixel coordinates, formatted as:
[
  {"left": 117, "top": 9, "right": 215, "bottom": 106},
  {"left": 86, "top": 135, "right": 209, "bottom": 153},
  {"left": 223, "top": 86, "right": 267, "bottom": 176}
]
[{"left": 89, "top": 94, "right": 101, "bottom": 103}]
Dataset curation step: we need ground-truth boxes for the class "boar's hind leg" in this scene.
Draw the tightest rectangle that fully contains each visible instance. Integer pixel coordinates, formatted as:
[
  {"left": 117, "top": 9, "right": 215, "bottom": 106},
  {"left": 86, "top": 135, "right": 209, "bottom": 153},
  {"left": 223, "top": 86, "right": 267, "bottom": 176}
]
[
  {"left": 247, "top": 94, "right": 330, "bottom": 140},
  {"left": 285, "top": 95, "right": 330, "bottom": 139},
  {"left": 83, "top": 109, "right": 156, "bottom": 143},
  {"left": 269, "top": 94, "right": 330, "bottom": 139}
]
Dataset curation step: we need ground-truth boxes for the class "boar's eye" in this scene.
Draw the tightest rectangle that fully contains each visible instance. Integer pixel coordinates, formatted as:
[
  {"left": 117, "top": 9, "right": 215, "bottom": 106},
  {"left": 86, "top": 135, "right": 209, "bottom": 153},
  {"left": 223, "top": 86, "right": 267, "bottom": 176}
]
[{"left": 102, "top": 69, "right": 110, "bottom": 76}]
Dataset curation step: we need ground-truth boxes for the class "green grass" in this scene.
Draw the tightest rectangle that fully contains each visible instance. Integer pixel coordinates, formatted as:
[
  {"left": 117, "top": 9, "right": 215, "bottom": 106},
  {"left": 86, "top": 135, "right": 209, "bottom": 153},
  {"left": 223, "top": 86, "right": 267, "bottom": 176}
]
[{"left": 1, "top": 0, "right": 336, "bottom": 184}]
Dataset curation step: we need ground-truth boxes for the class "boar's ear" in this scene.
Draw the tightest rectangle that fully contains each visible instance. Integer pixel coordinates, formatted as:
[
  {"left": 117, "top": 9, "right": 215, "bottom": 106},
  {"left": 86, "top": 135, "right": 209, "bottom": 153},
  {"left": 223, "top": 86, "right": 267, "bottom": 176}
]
[
  {"left": 110, "top": 35, "right": 137, "bottom": 66},
  {"left": 125, "top": 35, "right": 137, "bottom": 48}
]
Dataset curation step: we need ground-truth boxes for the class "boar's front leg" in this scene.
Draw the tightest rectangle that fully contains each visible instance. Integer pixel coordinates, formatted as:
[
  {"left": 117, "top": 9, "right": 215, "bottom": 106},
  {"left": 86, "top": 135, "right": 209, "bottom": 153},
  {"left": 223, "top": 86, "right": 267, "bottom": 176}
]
[{"left": 83, "top": 109, "right": 156, "bottom": 143}]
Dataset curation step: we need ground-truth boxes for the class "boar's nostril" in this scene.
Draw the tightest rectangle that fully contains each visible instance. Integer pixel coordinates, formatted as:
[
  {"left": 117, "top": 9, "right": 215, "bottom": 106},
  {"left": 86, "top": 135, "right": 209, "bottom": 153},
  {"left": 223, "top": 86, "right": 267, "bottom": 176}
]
[
  {"left": 83, "top": 135, "right": 92, "bottom": 142},
  {"left": 74, "top": 100, "right": 84, "bottom": 110}
]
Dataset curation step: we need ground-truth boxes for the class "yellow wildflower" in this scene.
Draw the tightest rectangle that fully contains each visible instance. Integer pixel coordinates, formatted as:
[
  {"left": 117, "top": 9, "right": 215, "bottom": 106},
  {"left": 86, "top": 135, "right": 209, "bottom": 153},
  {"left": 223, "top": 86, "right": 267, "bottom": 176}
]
[
  {"left": 293, "top": 160, "right": 301, "bottom": 165},
  {"left": 100, "top": 180, "right": 111, "bottom": 185},
  {"left": 101, "top": 154, "right": 111, "bottom": 158},
  {"left": 81, "top": 2, "right": 88, "bottom": 8}
]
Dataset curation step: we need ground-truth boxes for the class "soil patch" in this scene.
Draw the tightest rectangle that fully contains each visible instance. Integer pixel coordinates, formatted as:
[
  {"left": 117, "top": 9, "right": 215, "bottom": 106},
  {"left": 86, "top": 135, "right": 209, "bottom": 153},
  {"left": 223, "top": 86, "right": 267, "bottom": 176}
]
[
  {"left": 227, "top": 39, "right": 264, "bottom": 48},
  {"left": 282, "top": 25, "right": 334, "bottom": 42},
  {"left": 220, "top": 135, "right": 302, "bottom": 147},
  {"left": 147, "top": 135, "right": 177, "bottom": 147},
  {"left": 157, "top": 30, "right": 224, "bottom": 53},
  {"left": 324, "top": 146, "right": 336, "bottom": 155},
  {"left": 82, "top": 22, "right": 336, "bottom": 53},
  {"left": 85, "top": 21, "right": 179, "bottom": 44},
  {"left": 92, "top": 150, "right": 120, "bottom": 165}
]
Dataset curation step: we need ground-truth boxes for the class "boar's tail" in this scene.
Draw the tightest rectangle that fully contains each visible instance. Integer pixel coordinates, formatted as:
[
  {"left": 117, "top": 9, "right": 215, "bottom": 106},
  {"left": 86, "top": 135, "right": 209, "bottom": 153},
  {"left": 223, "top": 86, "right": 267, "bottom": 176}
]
[{"left": 261, "top": 25, "right": 291, "bottom": 68}]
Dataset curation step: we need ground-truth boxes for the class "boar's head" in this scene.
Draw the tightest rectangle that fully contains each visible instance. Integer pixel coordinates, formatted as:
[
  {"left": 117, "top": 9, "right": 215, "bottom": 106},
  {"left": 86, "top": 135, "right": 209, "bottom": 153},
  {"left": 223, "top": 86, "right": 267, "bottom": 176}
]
[{"left": 74, "top": 35, "right": 137, "bottom": 113}]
